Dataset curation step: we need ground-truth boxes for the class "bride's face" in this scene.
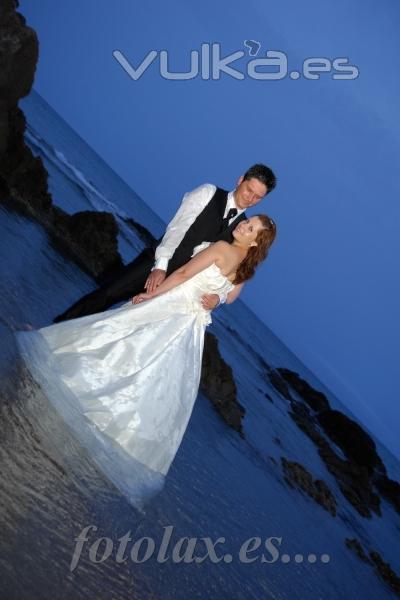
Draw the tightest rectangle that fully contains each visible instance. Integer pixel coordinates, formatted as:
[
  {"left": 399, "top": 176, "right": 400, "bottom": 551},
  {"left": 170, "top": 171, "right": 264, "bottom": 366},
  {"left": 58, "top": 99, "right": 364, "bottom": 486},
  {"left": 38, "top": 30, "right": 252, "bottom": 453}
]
[{"left": 232, "top": 216, "right": 264, "bottom": 246}]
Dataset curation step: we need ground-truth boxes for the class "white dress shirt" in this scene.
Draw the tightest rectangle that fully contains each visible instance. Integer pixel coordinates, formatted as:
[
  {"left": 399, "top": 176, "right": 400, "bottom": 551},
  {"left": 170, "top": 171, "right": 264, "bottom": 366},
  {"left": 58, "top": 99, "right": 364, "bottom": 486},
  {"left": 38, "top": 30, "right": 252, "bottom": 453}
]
[{"left": 152, "top": 183, "right": 244, "bottom": 303}]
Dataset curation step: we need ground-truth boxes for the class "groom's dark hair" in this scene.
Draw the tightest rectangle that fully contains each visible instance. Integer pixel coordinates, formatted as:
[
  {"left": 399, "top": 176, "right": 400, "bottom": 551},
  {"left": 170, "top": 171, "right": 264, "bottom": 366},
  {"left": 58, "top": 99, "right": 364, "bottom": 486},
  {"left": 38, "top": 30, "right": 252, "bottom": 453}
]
[{"left": 243, "top": 163, "right": 277, "bottom": 194}]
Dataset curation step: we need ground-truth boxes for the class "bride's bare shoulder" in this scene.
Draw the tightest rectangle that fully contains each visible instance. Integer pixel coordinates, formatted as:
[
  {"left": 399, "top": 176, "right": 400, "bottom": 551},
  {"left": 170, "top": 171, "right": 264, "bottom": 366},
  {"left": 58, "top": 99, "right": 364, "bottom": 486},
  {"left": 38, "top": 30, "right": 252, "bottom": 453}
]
[
  {"left": 210, "top": 241, "right": 239, "bottom": 268},
  {"left": 211, "top": 240, "right": 234, "bottom": 257}
]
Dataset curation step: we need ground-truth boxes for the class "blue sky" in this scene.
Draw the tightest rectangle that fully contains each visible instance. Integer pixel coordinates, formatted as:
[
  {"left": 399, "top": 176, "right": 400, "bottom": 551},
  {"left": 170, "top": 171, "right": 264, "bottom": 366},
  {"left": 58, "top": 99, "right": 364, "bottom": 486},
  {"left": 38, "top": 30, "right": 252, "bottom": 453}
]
[{"left": 20, "top": 0, "right": 400, "bottom": 459}]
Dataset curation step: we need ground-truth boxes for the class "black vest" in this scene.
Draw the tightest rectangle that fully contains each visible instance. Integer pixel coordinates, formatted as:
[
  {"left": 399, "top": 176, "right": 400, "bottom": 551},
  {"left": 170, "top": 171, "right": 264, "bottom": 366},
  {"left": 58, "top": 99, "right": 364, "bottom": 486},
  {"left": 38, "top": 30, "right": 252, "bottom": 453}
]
[{"left": 164, "top": 187, "right": 246, "bottom": 275}]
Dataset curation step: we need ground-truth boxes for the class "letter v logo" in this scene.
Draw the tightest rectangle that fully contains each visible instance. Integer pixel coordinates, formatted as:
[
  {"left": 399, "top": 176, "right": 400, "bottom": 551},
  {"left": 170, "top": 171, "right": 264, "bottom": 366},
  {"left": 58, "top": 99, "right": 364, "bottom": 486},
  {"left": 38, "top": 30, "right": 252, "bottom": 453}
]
[{"left": 113, "top": 50, "right": 158, "bottom": 80}]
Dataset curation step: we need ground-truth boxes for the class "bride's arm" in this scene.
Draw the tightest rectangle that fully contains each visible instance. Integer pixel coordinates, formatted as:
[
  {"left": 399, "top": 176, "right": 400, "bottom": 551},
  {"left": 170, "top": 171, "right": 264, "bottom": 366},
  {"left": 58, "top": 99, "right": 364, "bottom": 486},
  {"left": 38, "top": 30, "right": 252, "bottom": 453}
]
[
  {"left": 226, "top": 282, "right": 244, "bottom": 304},
  {"left": 144, "top": 241, "right": 229, "bottom": 299}
]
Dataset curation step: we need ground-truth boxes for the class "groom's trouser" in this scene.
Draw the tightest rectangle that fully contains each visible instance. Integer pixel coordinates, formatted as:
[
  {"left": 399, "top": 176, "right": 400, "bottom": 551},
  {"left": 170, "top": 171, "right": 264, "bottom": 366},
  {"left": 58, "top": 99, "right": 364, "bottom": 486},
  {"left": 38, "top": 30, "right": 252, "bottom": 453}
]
[{"left": 53, "top": 247, "right": 156, "bottom": 323}]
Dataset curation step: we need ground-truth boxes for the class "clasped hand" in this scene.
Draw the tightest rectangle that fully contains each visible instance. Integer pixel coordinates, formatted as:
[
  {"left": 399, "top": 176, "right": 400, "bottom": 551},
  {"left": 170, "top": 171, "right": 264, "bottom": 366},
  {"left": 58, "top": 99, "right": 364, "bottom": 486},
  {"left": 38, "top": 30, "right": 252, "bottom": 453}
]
[
  {"left": 132, "top": 291, "right": 220, "bottom": 308},
  {"left": 131, "top": 267, "right": 220, "bottom": 308},
  {"left": 132, "top": 268, "right": 164, "bottom": 304},
  {"left": 132, "top": 268, "right": 220, "bottom": 308}
]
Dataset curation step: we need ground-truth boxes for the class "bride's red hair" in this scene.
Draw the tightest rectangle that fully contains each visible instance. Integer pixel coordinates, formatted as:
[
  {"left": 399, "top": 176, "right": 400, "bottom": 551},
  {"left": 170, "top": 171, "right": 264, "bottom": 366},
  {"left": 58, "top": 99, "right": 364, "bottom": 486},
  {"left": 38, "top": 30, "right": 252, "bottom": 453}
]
[{"left": 233, "top": 214, "right": 277, "bottom": 285}]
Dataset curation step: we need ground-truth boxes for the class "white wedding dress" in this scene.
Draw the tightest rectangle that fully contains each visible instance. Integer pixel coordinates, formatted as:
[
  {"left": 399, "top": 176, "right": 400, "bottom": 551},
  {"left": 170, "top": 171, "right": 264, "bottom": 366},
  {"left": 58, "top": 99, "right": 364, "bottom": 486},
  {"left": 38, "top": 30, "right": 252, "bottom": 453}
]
[{"left": 16, "top": 242, "right": 234, "bottom": 510}]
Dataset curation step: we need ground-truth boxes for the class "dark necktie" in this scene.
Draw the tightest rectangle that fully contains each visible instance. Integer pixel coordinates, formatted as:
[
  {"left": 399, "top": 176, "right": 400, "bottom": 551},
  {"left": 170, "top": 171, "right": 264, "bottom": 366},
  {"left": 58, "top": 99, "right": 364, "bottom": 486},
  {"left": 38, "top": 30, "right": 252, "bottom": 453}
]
[{"left": 222, "top": 207, "right": 238, "bottom": 228}]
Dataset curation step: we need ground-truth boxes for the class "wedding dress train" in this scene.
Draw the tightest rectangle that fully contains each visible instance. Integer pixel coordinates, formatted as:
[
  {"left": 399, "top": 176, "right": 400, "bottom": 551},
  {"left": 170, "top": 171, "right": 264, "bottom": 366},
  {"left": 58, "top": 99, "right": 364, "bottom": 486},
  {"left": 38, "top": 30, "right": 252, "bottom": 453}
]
[{"left": 16, "top": 242, "right": 234, "bottom": 510}]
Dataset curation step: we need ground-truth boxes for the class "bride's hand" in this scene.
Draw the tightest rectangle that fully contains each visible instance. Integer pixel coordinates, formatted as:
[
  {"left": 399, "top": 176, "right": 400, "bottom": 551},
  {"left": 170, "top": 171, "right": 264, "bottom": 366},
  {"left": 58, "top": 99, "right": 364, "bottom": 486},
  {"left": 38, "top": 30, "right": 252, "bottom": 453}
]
[{"left": 132, "top": 292, "right": 154, "bottom": 304}]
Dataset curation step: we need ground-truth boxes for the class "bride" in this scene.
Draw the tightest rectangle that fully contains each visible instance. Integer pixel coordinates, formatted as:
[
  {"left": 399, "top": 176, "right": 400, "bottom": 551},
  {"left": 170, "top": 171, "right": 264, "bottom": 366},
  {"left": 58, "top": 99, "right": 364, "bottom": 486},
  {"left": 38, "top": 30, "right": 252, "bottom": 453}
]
[{"left": 16, "top": 214, "right": 276, "bottom": 510}]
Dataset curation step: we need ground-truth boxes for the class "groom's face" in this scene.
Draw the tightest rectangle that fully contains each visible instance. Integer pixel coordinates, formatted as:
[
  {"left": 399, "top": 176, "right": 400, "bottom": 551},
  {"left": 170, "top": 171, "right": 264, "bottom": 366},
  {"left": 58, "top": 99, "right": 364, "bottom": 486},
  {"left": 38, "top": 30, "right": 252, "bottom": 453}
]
[{"left": 234, "top": 176, "right": 268, "bottom": 210}]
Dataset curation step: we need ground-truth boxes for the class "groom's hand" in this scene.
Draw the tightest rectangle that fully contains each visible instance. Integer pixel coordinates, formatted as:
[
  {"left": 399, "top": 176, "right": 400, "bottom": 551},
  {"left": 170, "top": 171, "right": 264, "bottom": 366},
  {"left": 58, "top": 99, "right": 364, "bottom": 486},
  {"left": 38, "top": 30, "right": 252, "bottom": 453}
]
[
  {"left": 201, "top": 293, "right": 220, "bottom": 311},
  {"left": 145, "top": 269, "right": 166, "bottom": 294}
]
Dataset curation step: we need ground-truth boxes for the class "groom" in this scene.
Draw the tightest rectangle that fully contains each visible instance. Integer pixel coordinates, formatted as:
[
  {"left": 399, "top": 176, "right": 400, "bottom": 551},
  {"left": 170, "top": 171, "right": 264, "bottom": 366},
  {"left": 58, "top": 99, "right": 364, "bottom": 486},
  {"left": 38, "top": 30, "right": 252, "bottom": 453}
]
[{"left": 53, "top": 163, "right": 277, "bottom": 323}]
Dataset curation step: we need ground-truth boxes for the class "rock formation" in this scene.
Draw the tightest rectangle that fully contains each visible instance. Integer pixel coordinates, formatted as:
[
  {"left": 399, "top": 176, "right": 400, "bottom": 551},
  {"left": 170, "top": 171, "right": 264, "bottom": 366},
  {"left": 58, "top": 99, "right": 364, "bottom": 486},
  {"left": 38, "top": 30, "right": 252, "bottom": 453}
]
[
  {"left": 281, "top": 456, "right": 337, "bottom": 516},
  {"left": 201, "top": 331, "right": 246, "bottom": 435},
  {"left": 346, "top": 537, "right": 400, "bottom": 596},
  {"left": 269, "top": 366, "right": 399, "bottom": 518}
]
